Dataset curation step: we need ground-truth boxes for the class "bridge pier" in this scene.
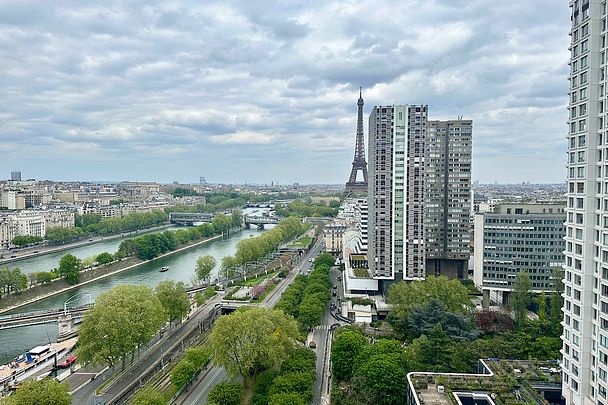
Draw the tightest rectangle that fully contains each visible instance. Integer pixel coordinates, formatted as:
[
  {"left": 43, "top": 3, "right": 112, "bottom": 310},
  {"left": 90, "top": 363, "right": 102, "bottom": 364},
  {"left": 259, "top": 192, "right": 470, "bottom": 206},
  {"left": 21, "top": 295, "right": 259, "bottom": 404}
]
[
  {"left": 257, "top": 223, "right": 264, "bottom": 230},
  {"left": 57, "top": 313, "right": 77, "bottom": 341}
]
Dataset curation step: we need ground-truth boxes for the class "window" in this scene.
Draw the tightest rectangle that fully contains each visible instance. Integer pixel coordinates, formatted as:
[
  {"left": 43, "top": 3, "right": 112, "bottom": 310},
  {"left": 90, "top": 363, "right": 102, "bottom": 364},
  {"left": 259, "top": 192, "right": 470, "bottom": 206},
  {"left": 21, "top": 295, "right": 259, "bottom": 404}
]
[
  {"left": 580, "top": 135, "right": 586, "bottom": 146},
  {"left": 581, "top": 72, "right": 589, "bottom": 84},
  {"left": 583, "top": 23, "right": 589, "bottom": 36},
  {"left": 581, "top": 87, "right": 589, "bottom": 100},
  {"left": 582, "top": 55, "right": 588, "bottom": 68},
  {"left": 579, "top": 151, "right": 586, "bottom": 162},
  {"left": 573, "top": 60, "right": 579, "bottom": 72},
  {"left": 580, "top": 103, "right": 588, "bottom": 115},
  {"left": 580, "top": 120, "right": 587, "bottom": 131},
  {"left": 582, "top": 40, "right": 589, "bottom": 52}
]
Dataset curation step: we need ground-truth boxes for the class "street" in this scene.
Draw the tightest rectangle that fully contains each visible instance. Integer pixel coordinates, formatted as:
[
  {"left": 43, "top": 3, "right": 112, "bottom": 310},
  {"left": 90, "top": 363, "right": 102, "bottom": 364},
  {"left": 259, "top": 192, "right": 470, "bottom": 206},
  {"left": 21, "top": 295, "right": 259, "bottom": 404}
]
[{"left": 175, "top": 238, "right": 325, "bottom": 405}]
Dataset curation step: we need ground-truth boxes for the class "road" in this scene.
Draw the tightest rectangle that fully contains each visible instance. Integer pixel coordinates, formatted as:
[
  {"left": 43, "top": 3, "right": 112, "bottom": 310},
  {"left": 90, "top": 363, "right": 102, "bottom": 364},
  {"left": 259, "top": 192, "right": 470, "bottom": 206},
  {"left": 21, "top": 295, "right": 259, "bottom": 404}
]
[
  {"left": 68, "top": 294, "right": 224, "bottom": 404},
  {"left": 312, "top": 265, "right": 342, "bottom": 405},
  {"left": 175, "top": 238, "right": 324, "bottom": 405}
]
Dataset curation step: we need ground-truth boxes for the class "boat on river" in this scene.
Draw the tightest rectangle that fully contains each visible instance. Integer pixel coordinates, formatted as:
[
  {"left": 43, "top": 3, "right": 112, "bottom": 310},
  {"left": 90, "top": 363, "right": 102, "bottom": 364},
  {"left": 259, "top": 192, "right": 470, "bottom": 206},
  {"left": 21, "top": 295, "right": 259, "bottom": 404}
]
[
  {"left": 0, "top": 338, "right": 77, "bottom": 392},
  {"left": 159, "top": 266, "right": 169, "bottom": 272}
]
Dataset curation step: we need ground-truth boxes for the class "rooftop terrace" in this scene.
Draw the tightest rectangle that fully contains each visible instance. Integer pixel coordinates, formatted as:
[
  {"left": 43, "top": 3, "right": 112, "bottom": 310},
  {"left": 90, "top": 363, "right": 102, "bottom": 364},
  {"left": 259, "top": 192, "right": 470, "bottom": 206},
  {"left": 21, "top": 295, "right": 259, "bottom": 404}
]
[{"left": 407, "top": 359, "right": 562, "bottom": 405}]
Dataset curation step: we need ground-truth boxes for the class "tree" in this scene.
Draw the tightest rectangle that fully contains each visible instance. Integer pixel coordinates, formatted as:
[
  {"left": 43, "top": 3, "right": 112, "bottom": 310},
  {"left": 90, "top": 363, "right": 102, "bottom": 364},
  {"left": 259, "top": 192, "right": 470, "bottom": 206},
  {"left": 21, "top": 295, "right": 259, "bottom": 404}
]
[
  {"left": 208, "top": 382, "right": 242, "bottom": 405},
  {"left": 407, "top": 324, "right": 454, "bottom": 372},
  {"left": 96, "top": 252, "right": 114, "bottom": 265},
  {"left": 195, "top": 255, "right": 216, "bottom": 284},
  {"left": 550, "top": 267, "right": 564, "bottom": 327},
  {"left": 35, "top": 271, "right": 54, "bottom": 284},
  {"left": 11, "top": 235, "right": 43, "bottom": 247},
  {"left": 314, "top": 252, "right": 335, "bottom": 268},
  {"left": 155, "top": 280, "right": 190, "bottom": 324},
  {"left": 171, "top": 359, "right": 196, "bottom": 389},
  {"left": 77, "top": 285, "right": 166, "bottom": 370},
  {"left": 406, "top": 299, "right": 479, "bottom": 341},
  {"left": 4, "top": 378, "right": 71, "bottom": 405},
  {"left": 510, "top": 271, "right": 532, "bottom": 325},
  {"left": 58, "top": 253, "right": 81, "bottom": 285},
  {"left": 350, "top": 353, "right": 409, "bottom": 405},
  {"left": 231, "top": 210, "right": 243, "bottom": 229},
  {"left": 268, "top": 392, "right": 307, "bottom": 405},
  {"left": 538, "top": 292, "right": 547, "bottom": 321},
  {"left": 220, "top": 256, "right": 238, "bottom": 279},
  {"left": 388, "top": 276, "right": 471, "bottom": 319},
  {"left": 474, "top": 309, "right": 514, "bottom": 333},
  {"left": 268, "top": 371, "right": 315, "bottom": 402},
  {"left": 130, "top": 386, "right": 165, "bottom": 405},
  {"left": 210, "top": 307, "right": 299, "bottom": 377},
  {"left": 331, "top": 328, "right": 367, "bottom": 381}
]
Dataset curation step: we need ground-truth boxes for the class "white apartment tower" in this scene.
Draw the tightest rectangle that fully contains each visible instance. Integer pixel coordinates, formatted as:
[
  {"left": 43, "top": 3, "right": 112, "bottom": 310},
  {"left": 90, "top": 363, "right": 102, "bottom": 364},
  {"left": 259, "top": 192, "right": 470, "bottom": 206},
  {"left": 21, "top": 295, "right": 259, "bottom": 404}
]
[
  {"left": 368, "top": 105, "right": 428, "bottom": 286},
  {"left": 562, "top": 1, "right": 607, "bottom": 403}
]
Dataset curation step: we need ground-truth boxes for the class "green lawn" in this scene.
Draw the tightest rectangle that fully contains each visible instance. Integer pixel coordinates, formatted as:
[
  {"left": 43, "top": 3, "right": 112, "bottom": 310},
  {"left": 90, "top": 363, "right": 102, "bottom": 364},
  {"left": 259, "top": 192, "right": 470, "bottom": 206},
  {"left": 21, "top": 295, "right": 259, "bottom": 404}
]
[
  {"left": 288, "top": 236, "right": 313, "bottom": 248},
  {"left": 353, "top": 268, "right": 370, "bottom": 278},
  {"left": 238, "top": 271, "right": 279, "bottom": 287}
]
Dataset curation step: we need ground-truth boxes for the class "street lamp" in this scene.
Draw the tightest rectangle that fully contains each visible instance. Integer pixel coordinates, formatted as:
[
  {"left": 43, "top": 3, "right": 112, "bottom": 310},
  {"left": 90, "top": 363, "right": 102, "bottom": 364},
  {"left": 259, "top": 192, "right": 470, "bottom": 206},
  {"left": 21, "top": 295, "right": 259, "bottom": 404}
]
[{"left": 64, "top": 292, "right": 92, "bottom": 315}]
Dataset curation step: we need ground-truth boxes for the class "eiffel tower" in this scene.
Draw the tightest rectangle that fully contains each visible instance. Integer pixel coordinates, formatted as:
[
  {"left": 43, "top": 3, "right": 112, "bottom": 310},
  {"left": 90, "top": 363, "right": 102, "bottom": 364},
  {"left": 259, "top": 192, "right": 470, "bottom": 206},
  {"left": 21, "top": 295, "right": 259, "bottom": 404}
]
[{"left": 344, "top": 88, "right": 368, "bottom": 197}]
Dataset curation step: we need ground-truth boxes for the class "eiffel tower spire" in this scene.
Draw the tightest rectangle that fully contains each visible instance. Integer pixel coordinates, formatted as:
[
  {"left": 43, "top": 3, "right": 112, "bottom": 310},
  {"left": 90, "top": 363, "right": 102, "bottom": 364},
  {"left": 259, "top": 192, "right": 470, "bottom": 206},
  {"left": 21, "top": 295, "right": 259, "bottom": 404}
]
[{"left": 344, "top": 87, "right": 368, "bottom": 196}]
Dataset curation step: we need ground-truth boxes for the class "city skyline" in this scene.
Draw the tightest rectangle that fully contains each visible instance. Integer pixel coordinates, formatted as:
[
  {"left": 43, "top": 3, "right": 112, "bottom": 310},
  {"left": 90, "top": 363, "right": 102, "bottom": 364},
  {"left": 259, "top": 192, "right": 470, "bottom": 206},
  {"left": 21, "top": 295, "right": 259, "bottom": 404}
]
[{"left": 1, "top": 0, "right": 569, "bottom": 184}]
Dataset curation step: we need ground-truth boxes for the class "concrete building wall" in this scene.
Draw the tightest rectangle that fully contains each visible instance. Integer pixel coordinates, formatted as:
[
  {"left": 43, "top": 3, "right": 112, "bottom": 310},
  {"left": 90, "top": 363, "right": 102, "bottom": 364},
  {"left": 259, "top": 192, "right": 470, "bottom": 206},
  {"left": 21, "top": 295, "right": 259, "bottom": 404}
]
[
  {"left": 425, "top": 119, "right": 472, "bottom": 278},
  {"left": 368, "top": 105, "right": 427, "bottom": 281},
  {"left": 473, "top": 205, "right": 565, "bottom": 307},
  {"left": 562, "top": 1, "right": 601, "bottom": 404}
]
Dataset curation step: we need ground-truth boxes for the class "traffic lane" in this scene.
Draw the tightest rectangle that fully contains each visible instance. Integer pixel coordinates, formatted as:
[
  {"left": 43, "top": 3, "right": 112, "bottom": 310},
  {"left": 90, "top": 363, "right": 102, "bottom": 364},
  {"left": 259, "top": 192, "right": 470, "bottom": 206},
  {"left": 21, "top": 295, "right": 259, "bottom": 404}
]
[
  {"left": 179, "top": 366, "right": 229, "bottom": 405},
  {"left": 176, "top": 242, "right": 322, "bottom": 402}
]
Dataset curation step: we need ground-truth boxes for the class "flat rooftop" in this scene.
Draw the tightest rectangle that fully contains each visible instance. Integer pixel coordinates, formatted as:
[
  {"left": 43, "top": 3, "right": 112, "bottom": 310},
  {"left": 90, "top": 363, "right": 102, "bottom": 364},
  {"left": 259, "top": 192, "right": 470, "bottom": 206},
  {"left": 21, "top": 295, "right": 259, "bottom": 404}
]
[{"left": 407, "top": 359, "right": 562, "bottom": 405}]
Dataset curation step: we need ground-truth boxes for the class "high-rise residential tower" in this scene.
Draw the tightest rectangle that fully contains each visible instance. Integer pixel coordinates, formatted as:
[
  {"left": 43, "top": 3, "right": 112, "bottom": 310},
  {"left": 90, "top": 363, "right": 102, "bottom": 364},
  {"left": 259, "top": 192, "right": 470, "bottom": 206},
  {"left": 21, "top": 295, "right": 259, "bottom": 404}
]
[
  {"left": 562, "top": 1, "right": 602, "bottom": 403},
  {"left": 425, "top": 119, "right": 473, "bottom": 278},
  {"left": 368, "top": 105, "right": 428, "bottom": 288}
]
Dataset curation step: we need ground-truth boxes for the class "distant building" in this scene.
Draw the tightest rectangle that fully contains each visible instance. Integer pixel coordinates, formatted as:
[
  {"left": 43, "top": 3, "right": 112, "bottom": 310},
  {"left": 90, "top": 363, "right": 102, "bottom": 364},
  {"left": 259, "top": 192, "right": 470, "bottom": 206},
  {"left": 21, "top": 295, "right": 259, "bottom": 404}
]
[
  {"left": 425, "top": 119, "right": 473, "bottom": 278},
  {"left": 10, "top": 171, "right": 21, "bottom": 182},
  {"left": 0, "top": 191, "right": 25, "bottom": 210},
  {"left": 323, "top": 223, "right": 347, "bottom": 255},
  {"left": 12, "top": 211, "right": 46, "bottom": 238},
  {"left": 0, "top": 217, "right": 16, "bottom": 250},
  {"left": 473, "top": 203, "right": 565, "bottom": 307}
]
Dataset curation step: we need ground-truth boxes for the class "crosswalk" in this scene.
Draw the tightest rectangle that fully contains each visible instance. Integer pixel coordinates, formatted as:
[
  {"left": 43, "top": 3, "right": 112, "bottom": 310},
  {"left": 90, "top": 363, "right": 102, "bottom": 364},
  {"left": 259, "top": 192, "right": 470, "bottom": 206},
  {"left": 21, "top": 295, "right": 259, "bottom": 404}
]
[{"left": 314, "top": 325, "right": 330, "bottom": 330}]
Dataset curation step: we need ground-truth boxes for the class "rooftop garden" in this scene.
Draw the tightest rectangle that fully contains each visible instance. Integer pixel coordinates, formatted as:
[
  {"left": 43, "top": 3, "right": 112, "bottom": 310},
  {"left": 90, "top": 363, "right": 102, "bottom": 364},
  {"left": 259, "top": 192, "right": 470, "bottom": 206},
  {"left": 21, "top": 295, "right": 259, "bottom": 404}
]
[{"left": 352, "top": 268, "right": 370, "bottom": 278}]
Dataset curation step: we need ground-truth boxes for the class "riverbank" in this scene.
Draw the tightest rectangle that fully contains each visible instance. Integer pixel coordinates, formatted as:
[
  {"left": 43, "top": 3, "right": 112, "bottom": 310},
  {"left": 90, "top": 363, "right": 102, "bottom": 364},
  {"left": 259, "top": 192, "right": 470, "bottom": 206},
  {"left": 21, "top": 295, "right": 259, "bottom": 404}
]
[
  {"left": 0, "top": 224, "right": 173, "bottom": 266},
  {"left": 0, "top": 232, "right": 227, "bottom": 315}
]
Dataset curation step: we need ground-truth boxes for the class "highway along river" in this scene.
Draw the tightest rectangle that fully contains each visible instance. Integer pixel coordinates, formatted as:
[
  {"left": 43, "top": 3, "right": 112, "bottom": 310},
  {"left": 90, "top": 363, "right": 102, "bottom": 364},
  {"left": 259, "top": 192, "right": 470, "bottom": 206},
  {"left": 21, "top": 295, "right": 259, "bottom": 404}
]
[{"left": 0, "top": 220, "right": 269, "bottom": 363}]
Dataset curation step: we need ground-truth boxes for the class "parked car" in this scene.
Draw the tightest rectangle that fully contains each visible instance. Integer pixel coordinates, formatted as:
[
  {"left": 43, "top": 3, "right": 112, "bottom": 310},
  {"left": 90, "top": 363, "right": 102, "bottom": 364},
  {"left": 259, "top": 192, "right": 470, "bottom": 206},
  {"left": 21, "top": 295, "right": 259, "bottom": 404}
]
[
  {"left": 58, "top": 356, "right": 77, "bottom": 369},
  {"left": 332, "top": 291, "right": 337, "bottom": 297}
]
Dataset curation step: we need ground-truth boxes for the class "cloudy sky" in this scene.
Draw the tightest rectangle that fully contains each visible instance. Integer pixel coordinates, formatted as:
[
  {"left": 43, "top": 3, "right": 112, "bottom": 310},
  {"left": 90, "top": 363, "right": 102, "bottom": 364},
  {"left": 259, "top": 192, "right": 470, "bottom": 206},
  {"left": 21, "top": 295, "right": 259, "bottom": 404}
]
[{"left": 0, "top": 0, "right": 570, "bottom": 184}]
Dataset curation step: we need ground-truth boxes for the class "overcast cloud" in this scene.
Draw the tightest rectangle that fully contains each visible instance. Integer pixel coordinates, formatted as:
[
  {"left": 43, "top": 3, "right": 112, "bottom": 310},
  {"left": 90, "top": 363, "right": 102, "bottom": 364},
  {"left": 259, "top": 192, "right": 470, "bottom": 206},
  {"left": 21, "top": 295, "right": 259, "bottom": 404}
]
[{"left": 0, "top": 0, "right": 570, "bottom": 184}]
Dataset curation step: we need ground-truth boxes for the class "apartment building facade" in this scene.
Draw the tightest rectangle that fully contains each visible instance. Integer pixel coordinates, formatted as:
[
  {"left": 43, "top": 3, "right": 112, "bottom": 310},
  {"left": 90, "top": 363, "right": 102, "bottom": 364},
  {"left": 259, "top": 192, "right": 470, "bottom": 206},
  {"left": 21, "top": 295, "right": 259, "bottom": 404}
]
[
  {"left": 425, "top": 119, "right": 473, "bottom": 278},
  {"left": 562, "top": 1, "right": 607, "bottom": 403},
  {"left": 368, "top": 105, "right": 428, "bottom": 285}
]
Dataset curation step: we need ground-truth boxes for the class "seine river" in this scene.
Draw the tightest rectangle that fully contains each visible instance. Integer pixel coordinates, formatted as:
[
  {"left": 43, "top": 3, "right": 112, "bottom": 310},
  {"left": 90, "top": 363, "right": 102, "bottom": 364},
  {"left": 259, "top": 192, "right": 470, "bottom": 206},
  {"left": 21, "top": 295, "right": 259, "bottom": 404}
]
[{"left": 0, "top": 209, "right": 270, "bottom": 363}]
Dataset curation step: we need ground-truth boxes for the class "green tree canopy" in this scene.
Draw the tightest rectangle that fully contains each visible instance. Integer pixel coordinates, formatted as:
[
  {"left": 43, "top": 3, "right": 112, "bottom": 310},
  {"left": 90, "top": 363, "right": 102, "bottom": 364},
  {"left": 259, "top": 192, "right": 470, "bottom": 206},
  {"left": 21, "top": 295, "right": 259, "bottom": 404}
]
[
  {"left": 195, "top": 255, "right": 216, "bottom": 283},
  {"left": 405, "top": 299, "right": 479, "bottom": 341},
  {"left": 155, "top": 280, "right": 190, "bottom": 323},
  {"left": 77, "top": 284, "right": 166, "bottom": 370},
  {"left": 331, "top": 328, "right": 367, "bottom": 381},
  {"left": 210, "top": 307, "right": 299, "bottom": 377},
  {"left": 58, "top": 253, "right": 81, "bottom": 285},
  {"left": 95, "top": 252, "right": 114, "bottom": 265},
  {"left": 388, "top": 275, "right": 471, "bottom": 319},
  {"left": 208, "top": 382, "right": 242, "bottom": 405},
  {"left": 171, "top": 359, "right": 196, "bottom": 389},
  {"left": 314, "top": 252, "right": 335, "bottom": 268},
  {"left": 4, "top": 378, "right": 71, "bottom": 405},
  {"left": 510, "top": 271, "right": 532, "bottom": 325}
]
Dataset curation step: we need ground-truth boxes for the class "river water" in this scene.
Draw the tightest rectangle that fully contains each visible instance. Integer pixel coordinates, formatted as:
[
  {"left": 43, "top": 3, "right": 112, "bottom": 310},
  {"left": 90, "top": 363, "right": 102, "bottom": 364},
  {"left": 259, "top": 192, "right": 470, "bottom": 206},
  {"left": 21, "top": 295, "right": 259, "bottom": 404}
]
[{"left": 0, "top": 209, "right": 270, "bottom": 363}]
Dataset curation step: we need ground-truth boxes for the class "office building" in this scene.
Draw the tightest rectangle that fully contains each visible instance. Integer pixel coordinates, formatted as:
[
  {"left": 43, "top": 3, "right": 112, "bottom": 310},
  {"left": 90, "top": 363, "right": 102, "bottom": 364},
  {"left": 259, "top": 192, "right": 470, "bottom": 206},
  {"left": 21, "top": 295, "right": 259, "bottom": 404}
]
[
  {"left": 425, "top": 119, "right": 473, "bottom": 278},
  {"left": 562, "top": 1, "right": 604, "bottom": 403},
  {"left": 368, "top": 105, "right": 428, "bottom": 286},
  {"left": 473, "top": 203, "right": 565, "bottom": 307},
  {"left": 10, "top": 171, "right": 21, "bottom": 182}
]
